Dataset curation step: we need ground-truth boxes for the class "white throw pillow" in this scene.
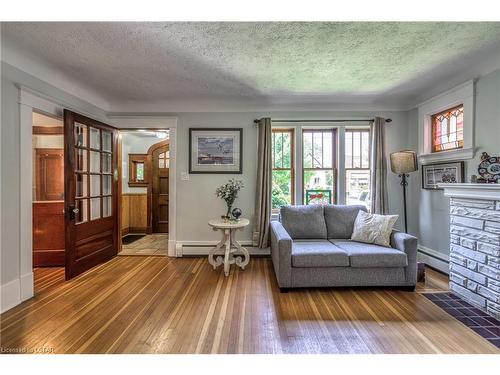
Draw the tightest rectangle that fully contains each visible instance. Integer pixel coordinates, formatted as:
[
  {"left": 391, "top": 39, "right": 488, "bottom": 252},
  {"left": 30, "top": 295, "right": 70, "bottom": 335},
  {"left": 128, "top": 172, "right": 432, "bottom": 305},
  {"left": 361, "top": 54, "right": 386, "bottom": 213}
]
[{"left": 351, "top": 210, "right": 399, "bottom": 247}]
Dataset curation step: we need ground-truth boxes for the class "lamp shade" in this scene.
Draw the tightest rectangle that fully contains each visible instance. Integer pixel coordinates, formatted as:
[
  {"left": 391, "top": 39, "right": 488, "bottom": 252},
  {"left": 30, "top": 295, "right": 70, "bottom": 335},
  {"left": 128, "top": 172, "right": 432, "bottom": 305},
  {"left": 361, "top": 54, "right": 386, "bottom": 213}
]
[{"left": 390, "top": 150, "right": 418, "bottom": 174}]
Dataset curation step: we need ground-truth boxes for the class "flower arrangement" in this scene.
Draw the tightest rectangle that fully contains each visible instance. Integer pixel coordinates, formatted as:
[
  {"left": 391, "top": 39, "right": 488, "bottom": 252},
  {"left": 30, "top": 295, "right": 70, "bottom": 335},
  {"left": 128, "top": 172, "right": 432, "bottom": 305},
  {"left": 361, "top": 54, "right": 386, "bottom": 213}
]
[{"left": 215, "top": 179, "right": 244, "bottom": 220}]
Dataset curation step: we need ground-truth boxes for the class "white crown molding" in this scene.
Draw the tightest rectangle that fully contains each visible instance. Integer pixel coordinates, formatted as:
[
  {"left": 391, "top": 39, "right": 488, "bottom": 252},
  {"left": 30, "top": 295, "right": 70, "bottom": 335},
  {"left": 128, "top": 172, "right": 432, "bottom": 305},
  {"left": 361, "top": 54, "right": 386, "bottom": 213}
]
[
  {"left": 1, "top": 41, "right": 111, "bottom": 111},
  {"left": 438, "top": 183, "right": 500, "bottom": 200},
  {"left": 419, "top": 147, "right": 475, "bottom": 165},
  {"left": 107, "top": 115, "right": 178, "bottom": 129}
]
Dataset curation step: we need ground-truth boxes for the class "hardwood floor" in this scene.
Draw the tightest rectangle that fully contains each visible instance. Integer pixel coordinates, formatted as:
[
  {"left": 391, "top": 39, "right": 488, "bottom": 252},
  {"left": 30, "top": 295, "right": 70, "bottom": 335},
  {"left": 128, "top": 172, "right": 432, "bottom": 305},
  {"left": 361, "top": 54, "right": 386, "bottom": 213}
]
[
  {"left": 1, "top": 257, "right": 498, "bottom": 354},
  {"left": 119, "top": 234, "right": 168, "bottom": 256}
]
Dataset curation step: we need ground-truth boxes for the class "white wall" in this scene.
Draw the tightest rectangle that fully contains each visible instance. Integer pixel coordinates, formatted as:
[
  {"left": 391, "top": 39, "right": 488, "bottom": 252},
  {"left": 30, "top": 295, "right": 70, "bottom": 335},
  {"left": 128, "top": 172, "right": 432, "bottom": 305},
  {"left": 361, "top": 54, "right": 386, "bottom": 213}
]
[
  {"left": 174, "top": 111, "right": 410, "bottom": 245},
  {"left": 407, "top": 69, "right": 500, "bottom": 270}
]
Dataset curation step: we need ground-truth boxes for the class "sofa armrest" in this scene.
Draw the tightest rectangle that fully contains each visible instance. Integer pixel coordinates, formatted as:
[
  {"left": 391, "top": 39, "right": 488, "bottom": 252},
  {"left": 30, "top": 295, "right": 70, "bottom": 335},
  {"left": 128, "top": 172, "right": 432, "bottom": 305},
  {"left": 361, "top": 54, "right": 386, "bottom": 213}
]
[
  {"left": 391, "top": 230, "right": 418, "bottom": 286},
  {"left": 270, "top": 221, "right": 293, "bottom": 288}
]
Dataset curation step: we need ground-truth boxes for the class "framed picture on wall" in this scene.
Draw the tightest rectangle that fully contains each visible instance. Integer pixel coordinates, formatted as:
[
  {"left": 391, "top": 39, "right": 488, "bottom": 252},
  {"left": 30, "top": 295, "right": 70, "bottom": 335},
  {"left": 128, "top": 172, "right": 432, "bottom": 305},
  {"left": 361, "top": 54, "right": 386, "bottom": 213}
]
[
  {"left": 422, "top": 161, "right": 464, "bottom": 189},
  {"left": 189, "top": 128, "right": 243, "bottom": 174}
]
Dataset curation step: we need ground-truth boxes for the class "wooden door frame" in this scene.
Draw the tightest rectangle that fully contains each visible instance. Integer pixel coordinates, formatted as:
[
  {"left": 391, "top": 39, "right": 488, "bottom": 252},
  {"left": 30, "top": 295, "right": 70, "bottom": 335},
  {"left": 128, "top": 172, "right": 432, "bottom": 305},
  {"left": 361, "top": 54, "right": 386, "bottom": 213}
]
[
  {"left": 15, "top": 88, "right": 110, "bottom": 309},
  {"left": 13, "top": 87, "right": 178, "bottom": 311},
  {"left": 112, "top": 118, "right": 177, "bottom": 258},
  {"left": 146, "top": 139, "right": 169, "bottom": 234}
]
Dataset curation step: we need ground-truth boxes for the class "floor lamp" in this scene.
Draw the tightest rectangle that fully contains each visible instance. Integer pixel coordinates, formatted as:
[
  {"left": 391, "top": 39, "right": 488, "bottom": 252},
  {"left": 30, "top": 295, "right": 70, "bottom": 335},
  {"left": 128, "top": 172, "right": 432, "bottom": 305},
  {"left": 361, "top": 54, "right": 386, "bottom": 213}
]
[{"left": 390, "top": 151, "right": 418, "bottom": 234}]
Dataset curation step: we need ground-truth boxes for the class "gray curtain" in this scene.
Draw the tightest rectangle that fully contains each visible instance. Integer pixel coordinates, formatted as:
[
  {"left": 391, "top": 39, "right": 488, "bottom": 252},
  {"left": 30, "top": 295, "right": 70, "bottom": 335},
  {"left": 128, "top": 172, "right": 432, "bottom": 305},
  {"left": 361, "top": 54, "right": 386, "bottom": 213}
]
[
  {"left": 370, "top": 117, "right": 389, "bottom": 214},
  {"left": 253, "top": 118, "right": 272, "bottom": 248}
]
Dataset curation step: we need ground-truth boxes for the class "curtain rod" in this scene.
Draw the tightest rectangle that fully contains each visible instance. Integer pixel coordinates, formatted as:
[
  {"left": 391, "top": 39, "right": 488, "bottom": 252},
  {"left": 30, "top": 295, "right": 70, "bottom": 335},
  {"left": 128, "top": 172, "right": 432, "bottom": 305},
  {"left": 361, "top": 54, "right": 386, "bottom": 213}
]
[{"left": 253, "top": 118, "right": 392, "bottom": 124}]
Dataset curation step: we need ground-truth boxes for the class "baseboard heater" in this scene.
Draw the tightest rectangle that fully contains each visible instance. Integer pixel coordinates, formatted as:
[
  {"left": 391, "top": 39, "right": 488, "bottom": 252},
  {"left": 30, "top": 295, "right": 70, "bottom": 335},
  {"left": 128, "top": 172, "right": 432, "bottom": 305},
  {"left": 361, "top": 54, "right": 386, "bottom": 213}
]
[
  {"left": 179, "top": 243, "right": 270, "bottom": 257},
  {"left": 417, "top": 248, "right": 449, "bottom": 275}
]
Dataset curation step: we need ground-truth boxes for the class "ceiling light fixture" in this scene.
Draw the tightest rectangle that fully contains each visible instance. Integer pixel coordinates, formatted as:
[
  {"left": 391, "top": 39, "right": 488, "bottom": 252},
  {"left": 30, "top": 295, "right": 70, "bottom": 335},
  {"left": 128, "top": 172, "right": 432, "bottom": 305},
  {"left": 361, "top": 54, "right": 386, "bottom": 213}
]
[{"left": 155, "top": 131, "right": 168, "bottom": 139}]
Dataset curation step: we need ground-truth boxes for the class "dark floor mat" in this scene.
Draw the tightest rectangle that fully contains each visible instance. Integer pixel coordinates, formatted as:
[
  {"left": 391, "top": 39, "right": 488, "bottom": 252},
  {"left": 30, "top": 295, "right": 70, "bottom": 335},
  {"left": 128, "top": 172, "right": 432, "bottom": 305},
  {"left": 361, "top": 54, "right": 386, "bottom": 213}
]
[
  {"left": 122, "top": 234, "right": 145, "bottom": 245},
  {"left": 423, "top": 292, "right": 500, "bottom": 349}
]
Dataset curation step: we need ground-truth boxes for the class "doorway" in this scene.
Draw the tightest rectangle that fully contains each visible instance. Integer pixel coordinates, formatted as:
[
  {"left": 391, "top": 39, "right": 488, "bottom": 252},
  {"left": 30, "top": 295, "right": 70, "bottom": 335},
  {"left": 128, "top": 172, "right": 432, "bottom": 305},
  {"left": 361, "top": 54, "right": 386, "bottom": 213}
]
[
  {"left": 119, "top": 131, "right": 169, "bottom": 256},
  {"left": 151, "top": 141, "right": 169, "bottom": 233},
  {"left": 32, "top": 111, "right": 65, "bottom": 268},
  {"left": 17, "top": 88, "right": 178, "bottom": 309}
]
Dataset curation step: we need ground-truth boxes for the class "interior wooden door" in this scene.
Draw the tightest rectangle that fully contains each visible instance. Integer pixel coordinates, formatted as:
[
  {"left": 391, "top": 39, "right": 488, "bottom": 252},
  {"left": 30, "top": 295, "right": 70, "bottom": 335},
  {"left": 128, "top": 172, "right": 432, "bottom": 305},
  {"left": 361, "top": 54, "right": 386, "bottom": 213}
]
[
  {"left": 152, "top": 145, "right": 169, "bottom": 233},
  {"left": 35, "top": 148, "right": 64, "bottom": 201},
  {"left": 64, "top": 110, "right": 119, "bottom": 280}
]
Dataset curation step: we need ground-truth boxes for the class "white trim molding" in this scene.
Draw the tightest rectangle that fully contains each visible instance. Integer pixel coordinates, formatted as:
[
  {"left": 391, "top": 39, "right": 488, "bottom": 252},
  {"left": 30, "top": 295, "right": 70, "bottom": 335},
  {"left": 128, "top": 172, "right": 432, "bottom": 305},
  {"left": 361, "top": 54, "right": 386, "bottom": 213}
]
[
  {"left": 438, "top": 183, "right": 500, "bottom": 200},
  {"left": 418, "top": 80, "right": 475, "bottom": 165},
  {"left": 178, "top": 241, "right": 270, "bottom": 256},
  {"left": 110, "top": 115, "right": 178, "bottom": 257},
  {"left": 0, "top": 279, "right": 21, "bottom": 314}
]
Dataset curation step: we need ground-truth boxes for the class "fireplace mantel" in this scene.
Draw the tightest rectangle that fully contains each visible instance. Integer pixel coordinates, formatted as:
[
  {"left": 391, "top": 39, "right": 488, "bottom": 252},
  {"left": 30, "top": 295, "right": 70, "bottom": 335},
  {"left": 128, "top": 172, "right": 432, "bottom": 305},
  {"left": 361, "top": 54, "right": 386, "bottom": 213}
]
[
  {"left": 438, "top": 184, "right": 500, "bottom": 319},
  {"left": 438, "top": 183, "right": 500, "bottom": 200}
]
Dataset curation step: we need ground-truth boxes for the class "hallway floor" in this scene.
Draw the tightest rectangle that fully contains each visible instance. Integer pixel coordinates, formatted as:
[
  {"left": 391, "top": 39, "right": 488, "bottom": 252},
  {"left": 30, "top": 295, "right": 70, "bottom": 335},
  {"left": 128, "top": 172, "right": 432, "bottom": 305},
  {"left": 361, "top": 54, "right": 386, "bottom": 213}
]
[{"left": 119, "top": 234, "right": 168, "bottom": 256}]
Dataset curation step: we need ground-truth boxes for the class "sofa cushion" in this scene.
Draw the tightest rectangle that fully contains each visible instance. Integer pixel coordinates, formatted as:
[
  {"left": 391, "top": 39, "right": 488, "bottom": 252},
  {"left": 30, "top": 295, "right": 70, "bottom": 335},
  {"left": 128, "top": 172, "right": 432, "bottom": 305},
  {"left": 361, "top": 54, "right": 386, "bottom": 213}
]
[
  {"left": 292, "top": 240, "right": 349, "bottom": 268},
  {"left": 324, "top": 204, "right": 367, "bottom": 239},
  {"left": 330, "top": 239, "right": 408, "bottom": 268},
  {"left": 280, "top": 205, "right": 327, "bottom": 239},
  {"left": 351, "top": 210, "right": 399, "bottom": 247}
]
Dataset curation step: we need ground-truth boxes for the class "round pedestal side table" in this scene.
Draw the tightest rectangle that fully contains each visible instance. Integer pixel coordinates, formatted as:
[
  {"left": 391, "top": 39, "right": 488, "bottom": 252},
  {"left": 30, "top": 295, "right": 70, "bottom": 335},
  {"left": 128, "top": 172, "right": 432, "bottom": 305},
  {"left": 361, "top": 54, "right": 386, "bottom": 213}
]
[{"left": 208, "top": 218, "right": 250, "bottom": 276}]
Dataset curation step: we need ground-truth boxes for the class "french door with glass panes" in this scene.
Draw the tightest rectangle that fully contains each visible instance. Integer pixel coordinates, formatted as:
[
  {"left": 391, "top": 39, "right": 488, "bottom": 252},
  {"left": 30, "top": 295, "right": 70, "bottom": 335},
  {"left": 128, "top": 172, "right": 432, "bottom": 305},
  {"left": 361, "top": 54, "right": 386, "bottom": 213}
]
[{"left": 64, "top": 110, "right": 119, "bottom": 280}]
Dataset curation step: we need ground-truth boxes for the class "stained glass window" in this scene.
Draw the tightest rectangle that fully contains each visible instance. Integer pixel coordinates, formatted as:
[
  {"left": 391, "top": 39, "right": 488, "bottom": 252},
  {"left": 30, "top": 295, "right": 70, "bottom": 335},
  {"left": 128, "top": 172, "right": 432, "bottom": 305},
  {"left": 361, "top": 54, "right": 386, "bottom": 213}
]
[
  {"left": 432, "top": 105, "right": 464, "bottom": 153},
  {"left": 136, "top": 162, "right": 144, "bottom": 181}
]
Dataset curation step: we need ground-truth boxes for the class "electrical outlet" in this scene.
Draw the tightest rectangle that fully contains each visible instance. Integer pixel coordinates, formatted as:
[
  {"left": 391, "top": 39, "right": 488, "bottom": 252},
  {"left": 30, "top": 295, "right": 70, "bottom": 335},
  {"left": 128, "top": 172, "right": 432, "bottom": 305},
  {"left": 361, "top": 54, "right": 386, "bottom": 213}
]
[{"left": 181, "top": 172, "right": 189, "bottom": 181}]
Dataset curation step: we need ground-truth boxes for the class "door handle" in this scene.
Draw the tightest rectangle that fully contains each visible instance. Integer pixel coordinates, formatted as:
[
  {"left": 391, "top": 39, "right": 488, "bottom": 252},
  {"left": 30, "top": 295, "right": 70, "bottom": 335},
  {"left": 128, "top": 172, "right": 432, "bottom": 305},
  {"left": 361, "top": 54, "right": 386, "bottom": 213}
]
[{"left": 68, "top": 205, "right": 79, "bottom": 220}]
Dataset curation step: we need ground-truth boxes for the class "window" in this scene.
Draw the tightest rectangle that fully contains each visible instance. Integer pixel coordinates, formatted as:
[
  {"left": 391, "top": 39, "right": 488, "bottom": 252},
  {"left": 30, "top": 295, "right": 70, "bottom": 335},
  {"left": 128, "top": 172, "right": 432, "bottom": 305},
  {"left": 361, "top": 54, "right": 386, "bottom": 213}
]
[
  {"left": 128, "top": 154, "right": 148, "bottom": 187},
  {"left": 271, "top": 125, "right": 371, "bottom": 209},
  {"left": 272, "top": 129, "right": 294, "bottom": 210},
  {"left": 431, "top": 104, "right": 464, "bottom": 153},
  {"left": 158, "top": 151, "right": 169, "bottom": 169},
  {"left": 302, "top": 129, "right": 336, "bottom": 204},
  {"left": 345, "top": 129, "right": 370, "bottom": 208}
]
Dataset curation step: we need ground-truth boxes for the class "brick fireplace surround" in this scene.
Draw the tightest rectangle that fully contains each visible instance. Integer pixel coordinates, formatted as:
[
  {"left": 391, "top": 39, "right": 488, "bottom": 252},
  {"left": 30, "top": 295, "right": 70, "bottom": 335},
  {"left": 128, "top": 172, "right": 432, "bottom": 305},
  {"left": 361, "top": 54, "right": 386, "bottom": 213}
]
[{"left": 440, "top": 183, "right": 500, "bottom": 319}]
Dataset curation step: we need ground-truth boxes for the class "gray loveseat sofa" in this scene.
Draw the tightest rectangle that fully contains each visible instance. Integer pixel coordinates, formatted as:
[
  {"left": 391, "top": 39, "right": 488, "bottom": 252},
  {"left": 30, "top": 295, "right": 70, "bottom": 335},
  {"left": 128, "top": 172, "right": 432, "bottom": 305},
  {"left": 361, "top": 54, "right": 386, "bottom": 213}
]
[{"left": 270, "top": 205, "right": 418, "bottom": 291}]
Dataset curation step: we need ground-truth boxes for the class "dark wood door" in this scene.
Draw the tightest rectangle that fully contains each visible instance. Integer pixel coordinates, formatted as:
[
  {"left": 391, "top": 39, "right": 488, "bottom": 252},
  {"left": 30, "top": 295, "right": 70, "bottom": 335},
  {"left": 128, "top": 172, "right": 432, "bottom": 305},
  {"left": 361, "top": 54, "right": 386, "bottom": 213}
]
[
  {"left": 33, "top": 201, "right": 65, "bottom": 266},
  {"left": 64, "top": 110, "right": 119, "bottom": 280},
  {"left": 35, "top": 148, "right": 64, "bottom": 201},
  {"left": 152, "top": 145, "right": 169, "bottom": 233}
]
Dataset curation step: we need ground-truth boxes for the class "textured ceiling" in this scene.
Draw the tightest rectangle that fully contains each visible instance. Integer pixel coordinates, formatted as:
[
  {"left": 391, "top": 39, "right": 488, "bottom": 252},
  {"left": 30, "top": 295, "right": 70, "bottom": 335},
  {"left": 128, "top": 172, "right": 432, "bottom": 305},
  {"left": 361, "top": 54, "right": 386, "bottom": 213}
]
[{"left": 2, "top": 22, "right": 500, "bottom": 111}]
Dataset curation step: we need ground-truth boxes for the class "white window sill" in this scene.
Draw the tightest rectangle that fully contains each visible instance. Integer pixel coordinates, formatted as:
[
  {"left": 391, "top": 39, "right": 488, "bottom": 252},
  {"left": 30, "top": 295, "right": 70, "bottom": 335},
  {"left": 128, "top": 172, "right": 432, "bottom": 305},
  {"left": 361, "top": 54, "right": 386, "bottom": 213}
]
[{"left": 418, "top": 147, "right": 475, "bottom": 165}]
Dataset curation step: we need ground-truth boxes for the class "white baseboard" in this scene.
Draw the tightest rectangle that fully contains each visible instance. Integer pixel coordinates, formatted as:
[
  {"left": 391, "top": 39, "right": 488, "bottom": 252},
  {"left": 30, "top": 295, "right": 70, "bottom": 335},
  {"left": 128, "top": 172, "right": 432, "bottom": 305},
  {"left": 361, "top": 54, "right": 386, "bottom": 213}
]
[
  {"left": 1, "top": 278, "right": 21, "bottom": 314},
  {"left": 20, "top": 272, "right": 34, "bottom": 301},
  {"left": 418, "top": 245, "right": 449, "bottom": 274},
  {"left": 178, "top": 241, "right": 270, "bottom": 256},
  {"left": 0, "top": 272, "right": 34, "bottom": 314}
]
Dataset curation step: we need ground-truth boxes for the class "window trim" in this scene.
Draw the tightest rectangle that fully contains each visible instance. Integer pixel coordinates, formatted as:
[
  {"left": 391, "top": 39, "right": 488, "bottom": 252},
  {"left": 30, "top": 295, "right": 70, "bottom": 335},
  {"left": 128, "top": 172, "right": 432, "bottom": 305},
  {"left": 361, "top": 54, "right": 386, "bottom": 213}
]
[
  {"left": 128, "top": 153, "right": 148, "bottom": 187},
  {"left": 344, "top": 128, "right": 371, "bottom": 207},
  {"left": 418, "top": 80, "right": 474, "bottom": 164},
  {"left": 301, "top": 128, "right": 337, "bottom": 205},
  {"left": 271, "top": 128, "right": 295, "bottom": 213}
]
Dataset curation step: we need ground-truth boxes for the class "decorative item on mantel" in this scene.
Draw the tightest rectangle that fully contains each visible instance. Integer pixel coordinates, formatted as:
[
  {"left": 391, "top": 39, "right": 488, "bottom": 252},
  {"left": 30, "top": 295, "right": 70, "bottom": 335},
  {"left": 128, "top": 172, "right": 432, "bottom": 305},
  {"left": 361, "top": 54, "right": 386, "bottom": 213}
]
[
  {"left": 477, "top": 152, "right": 500, "bottom": 183},
  {"left": 215, "top": 179, "right": 244, "bottom": 222}
]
